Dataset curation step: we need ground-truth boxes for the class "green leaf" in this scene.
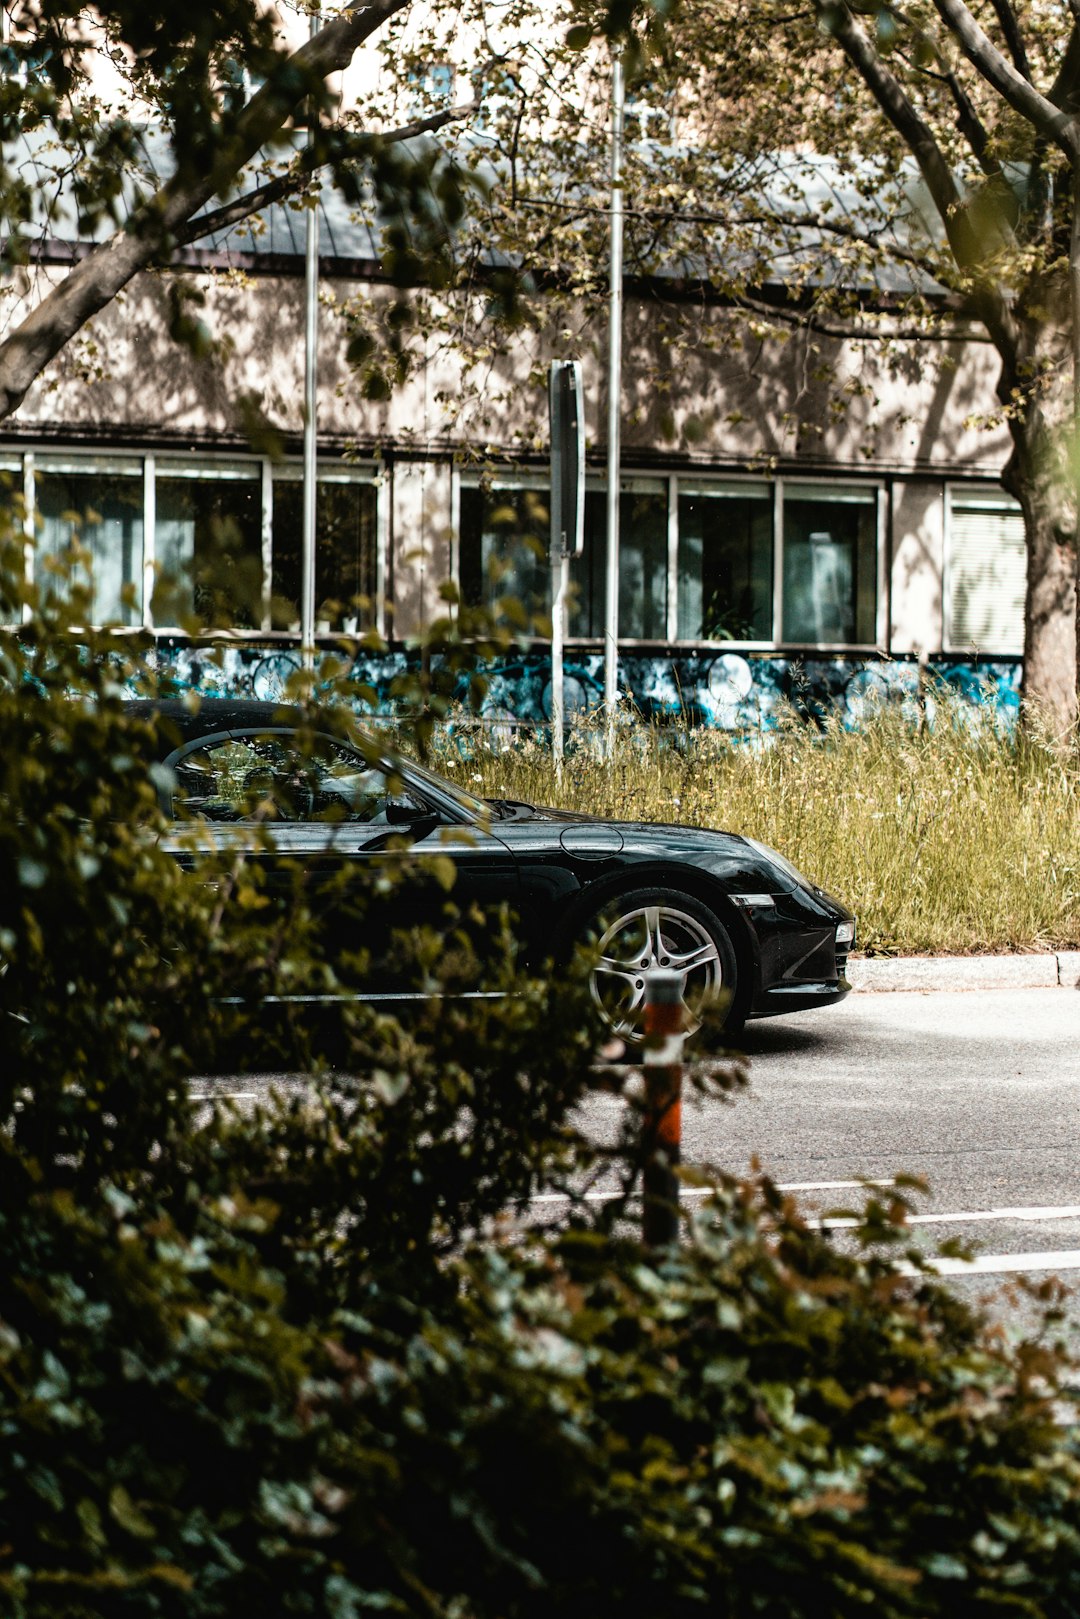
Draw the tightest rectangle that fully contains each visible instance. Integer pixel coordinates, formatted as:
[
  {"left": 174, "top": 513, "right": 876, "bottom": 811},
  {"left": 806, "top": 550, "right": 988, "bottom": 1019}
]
[
  {"left": 925, "top": 1553, "right": 969, "bottom": 1580},
  {"left": 109, "top": 1483, "right": 156, "bottom": 1539}
]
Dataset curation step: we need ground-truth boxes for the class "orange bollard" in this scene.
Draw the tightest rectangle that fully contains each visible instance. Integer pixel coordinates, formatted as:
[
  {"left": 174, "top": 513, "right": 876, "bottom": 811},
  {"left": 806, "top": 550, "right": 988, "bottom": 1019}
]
[{"left": 641, "top": 967, "right": 685, "bottom": 1247}]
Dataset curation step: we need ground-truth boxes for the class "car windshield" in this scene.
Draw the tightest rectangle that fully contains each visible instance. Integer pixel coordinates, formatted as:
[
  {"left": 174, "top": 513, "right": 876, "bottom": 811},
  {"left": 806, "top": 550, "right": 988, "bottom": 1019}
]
[{"left": 400, "top": 753, "right": 493, "bottom": 820}]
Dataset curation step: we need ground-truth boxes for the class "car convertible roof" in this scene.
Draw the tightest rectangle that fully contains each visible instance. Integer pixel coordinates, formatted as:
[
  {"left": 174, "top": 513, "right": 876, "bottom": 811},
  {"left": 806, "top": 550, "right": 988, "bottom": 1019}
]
[{"left": 123, "top": 698, "right": 328, "bottom": 750}]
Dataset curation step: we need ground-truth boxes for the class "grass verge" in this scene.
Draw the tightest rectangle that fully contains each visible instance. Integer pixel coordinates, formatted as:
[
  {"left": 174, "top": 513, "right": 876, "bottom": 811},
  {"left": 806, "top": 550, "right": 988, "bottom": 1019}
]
[{"left": 430, "top": 697, "right": 1080, "bottom": 958}]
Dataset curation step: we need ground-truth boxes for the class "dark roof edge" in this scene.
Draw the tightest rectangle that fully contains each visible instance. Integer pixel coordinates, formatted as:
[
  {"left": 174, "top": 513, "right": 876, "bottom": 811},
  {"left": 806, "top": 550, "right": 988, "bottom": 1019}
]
[{"left": 5, "top": 235, "right": 986, "bottom": 328}]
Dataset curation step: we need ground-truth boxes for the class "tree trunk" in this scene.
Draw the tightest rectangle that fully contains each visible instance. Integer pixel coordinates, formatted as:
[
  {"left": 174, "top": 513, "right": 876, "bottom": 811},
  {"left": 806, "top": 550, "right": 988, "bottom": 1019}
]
[
  {"left": 1000, "top": 299, "right": 1079, "bottom": 740},
  {"left": 1015, "top": 483, "right": 1078, "bottom": 736}
]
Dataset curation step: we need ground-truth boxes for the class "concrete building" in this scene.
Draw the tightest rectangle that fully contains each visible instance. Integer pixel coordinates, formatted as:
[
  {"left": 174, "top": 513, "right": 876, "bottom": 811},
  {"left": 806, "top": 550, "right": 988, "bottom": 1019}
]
[{"left": 0, "top": 142, "right": 1026, "bottom": 732}]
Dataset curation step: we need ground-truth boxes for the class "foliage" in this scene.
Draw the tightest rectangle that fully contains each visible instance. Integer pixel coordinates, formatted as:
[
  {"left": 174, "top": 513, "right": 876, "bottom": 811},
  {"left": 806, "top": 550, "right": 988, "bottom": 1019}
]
[
  {"left": 344, "top": 0, "right": 1080, "bottom": 729},
  {"left": 433, "top": 690, "right": 1080, "bottom": 956},
  {"left": 4, "top": 537, "right": 1080, "bottom": 1617},
  {"left": 0, "top": 0, "right": 1076, "bottom": 730},
  {"left": 0, "top": 0, "right": 492, "bottom": 418}
]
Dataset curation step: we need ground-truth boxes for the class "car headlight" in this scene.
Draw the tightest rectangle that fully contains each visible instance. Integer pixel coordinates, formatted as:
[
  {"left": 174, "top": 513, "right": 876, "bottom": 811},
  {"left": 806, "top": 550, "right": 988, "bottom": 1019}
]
[
  {"left": 741, "top": 836, "right": 813, "bottom": 893},
  {"left": 835, "top": 919, "right": 855, "bottom": 947}
]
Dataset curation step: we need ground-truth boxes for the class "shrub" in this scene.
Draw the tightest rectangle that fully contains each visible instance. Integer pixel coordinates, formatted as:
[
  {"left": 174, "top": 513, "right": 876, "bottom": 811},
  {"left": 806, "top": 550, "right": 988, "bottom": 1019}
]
[{"left": 2, "top": 549, "right": 1079, "bottom": 1618}]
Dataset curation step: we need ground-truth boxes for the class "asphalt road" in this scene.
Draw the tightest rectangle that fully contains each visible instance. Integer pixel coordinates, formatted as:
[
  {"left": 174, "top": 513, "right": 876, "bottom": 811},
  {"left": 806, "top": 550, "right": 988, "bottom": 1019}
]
[
  {"left": 689, "top": 985, "right": 1080, "bottom": 1212},
  {"left": 193, "top": 985, "right": 1080, "bottom": 1317},
  {"left": 572, "top": 985, "right": 1080, "bottom": 1325}
]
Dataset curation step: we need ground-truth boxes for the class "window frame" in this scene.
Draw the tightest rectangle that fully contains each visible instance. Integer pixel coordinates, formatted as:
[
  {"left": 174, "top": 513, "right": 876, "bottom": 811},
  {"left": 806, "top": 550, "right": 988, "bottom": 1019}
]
[
  {"left": 269, "top": 460, "right": 384, "bottom": 637},
  {"left": 775, "top": 474, "right": 887, "bottom": 652},
  {"left": 453, "top": 466, "right": 887, "bottom": 652},
  {"left": 943, "top": 482, "right": 1026, "bottom": 657},
  {"left": 6, "top": 446, "right": 385, "bottom": 639},
  {"left": 29, "top": 450, "right": 147, "bottom": 629},
  {"left": 674, "top": 472, "right": 775, "bottom": 649}
]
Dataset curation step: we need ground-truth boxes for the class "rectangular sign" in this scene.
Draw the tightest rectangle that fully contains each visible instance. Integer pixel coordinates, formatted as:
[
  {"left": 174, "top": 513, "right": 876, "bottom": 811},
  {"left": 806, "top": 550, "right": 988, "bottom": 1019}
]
[{"left": 549, "top": 360, "right": 585, "bottom": 559}]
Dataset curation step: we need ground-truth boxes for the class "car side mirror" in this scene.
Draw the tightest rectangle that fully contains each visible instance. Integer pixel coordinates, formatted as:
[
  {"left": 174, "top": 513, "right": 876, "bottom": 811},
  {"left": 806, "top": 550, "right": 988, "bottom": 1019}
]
[{"left": 386, "top": 796, "right": 437, "bottom": 830}]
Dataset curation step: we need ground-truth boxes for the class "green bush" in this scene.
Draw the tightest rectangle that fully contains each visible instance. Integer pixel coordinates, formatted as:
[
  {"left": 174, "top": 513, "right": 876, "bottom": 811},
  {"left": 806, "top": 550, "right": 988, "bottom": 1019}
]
[{"left": 3, "top": 544, "right": 1080, "bottom": 1618}]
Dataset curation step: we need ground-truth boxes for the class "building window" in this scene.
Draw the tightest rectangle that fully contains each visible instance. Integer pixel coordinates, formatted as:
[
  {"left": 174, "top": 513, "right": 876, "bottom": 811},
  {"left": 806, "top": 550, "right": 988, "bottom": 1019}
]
[
  {"left": 572, "top": 480, "right": 668, "bottom": 640},
  {"left": 677, "top": 482, "right": 772, "bottom": 641},
  {"left": 35, "top": 457, "right": 144, "bottom": 626},
  {"left": 458, "top": 472, "right": 880, "bottom": 648},
  {"left": 408, "top": 62, "right": 454, "bottom": 114},
  {"left": 153, "top": 459, "right": 262, "bottom": 629},
  {"left": 624, "top": 89, "right": 676, "bottom": 145},
  {"left": 459, "top": 483, "right": 551, "bottom": 629},
  {"left": 271, "top": 470, "right": 378, "bottom": 634},
  {"left": 6, "top": 450, "right": 385, "bottom": 635},
  {"left": 473, "top": 71, "right": 523, "bottom": 137},
  {"left": 782, "top": 484, "right": 877, "bottom": 646},
  {"left": 945, "top": 488, "right": 1025, "bottom": 654}
]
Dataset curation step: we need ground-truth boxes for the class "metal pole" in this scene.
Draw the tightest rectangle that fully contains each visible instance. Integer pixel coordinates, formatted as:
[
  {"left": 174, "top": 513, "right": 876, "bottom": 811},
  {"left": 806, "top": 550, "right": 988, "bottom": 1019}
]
[
  {"left": 641, "top": 967, "right": 685, "bottom": 1247},
  {"left": 1071, "top": 162, "right": 1080, "bottom": 741},
  {"left": 551, "top": 542, "right": 567, "bottom": 780},
  {"left": 603, "top": 48, "right": 624, "bottom": 746},
  {"left": 300, "top": 7, "right": 321, "bottom": 674}
]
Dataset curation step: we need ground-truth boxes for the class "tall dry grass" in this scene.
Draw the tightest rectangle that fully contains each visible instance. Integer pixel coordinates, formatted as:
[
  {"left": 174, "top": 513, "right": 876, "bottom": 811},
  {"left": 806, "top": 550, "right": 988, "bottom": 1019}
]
[{"left": 431, "top": 697, "right": 1080, "bottom": 957}]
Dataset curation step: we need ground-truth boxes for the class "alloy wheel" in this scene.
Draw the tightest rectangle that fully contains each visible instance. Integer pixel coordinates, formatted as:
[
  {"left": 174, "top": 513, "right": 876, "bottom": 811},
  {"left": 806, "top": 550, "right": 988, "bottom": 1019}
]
[{"left": 591, "top": 902, "right": 724, "bottom": 1037}]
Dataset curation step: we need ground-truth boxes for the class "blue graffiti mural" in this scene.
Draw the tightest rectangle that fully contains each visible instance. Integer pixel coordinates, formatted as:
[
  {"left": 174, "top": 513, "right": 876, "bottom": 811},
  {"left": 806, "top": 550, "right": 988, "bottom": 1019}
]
[{"left": 140, "top": 641, "right": 1022, "bottom": 742}]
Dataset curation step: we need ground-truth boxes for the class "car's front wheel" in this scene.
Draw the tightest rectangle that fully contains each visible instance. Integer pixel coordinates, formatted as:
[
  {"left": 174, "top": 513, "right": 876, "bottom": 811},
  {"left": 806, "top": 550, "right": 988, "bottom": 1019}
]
[{"left": 586, "top": 888, "right": 738, "bottom": 1040}]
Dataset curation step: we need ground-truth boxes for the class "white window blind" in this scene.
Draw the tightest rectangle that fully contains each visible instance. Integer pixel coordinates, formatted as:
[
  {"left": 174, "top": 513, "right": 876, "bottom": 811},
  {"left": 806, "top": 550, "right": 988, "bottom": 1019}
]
[{"left": 946, "top": 495, "right": 1026, "bottom": 655}]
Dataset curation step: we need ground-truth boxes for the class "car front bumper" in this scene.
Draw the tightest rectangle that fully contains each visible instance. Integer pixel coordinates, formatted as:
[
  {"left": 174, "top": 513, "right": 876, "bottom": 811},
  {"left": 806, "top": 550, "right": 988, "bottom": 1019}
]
[
  {"left": 750, "top": 973, "right": 853, "bottom": 1019},
  {"left": 733, "top": 882, "right": 855, "bottom": 1022}
]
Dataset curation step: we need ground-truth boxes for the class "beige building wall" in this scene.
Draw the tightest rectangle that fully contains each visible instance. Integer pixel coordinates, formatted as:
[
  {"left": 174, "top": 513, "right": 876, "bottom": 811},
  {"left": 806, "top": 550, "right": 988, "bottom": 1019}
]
[
  {"left": 0, "top": 262, "right": 1016, "bottom": 648},
  {"left": 889, "top": 480, "right": 945, "bottom": 656},
  {"left": 2, "top": 267, "right": 1012, "bottom": 472}
]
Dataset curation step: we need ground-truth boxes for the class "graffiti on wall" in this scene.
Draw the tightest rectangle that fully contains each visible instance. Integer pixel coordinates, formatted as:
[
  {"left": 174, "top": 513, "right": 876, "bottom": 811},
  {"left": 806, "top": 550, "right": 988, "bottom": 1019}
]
[{"left": 142, "top": 642, "right": 1022, "bottom": 740}]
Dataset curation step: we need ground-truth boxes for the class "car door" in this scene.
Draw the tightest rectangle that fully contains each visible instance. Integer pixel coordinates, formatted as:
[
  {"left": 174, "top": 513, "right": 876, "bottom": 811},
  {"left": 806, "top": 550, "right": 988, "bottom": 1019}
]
[{"left": 160, "top": 727, "right": 519, "bottom": 999}]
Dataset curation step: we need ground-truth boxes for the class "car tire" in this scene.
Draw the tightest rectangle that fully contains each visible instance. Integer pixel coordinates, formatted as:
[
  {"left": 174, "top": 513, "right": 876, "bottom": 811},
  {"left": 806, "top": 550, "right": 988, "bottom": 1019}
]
[{"left": 583, "top": 887, "right": 740, "bottom": 1042}]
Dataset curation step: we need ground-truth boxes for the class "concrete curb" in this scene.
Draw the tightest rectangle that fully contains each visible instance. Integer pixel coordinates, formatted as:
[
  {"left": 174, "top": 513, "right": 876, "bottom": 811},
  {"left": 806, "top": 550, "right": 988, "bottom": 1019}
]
[{"left": 848, "top": 953, "right": 1079, "bottom": 993}]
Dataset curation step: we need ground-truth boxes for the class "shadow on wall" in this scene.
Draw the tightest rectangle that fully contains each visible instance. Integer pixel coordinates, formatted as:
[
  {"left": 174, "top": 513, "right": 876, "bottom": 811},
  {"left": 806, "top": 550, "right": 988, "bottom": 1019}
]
[{"left": 615, "top": 303, "right": 1009, "bottom": 470}]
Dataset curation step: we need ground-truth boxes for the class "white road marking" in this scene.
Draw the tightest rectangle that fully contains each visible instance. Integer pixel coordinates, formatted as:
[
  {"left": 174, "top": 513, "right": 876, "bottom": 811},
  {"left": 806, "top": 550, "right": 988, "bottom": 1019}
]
[
  {"left": 907, "top": 1250, "right": 1080, "bottom": 1278},
  {"left": 775, "top": 1179, "right": 895, "bottom": 1192},
  {"left": 816, "top": 1204, "right": 1080, "bottom": 1230},
  {"left": 190, "top": 1091, "right": 258, "bottom": 1101},
  {"left": 529, "top": 1180, "right": 898, "bottom": 1206},
  {"left": 529, "top": 1189, "right": 628, "bottom": 1204}
]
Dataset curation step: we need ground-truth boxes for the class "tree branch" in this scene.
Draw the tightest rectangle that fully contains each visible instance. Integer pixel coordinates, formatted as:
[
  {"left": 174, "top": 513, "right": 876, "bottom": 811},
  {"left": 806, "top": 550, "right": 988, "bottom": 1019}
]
[
  {"left": 824, "top": 7, "right": 978, "bottom": 259},
  {"left": 940, "top": 65, "right": 999, "bottom": 175},
  {"left": 821, "top": 3, "right": 1020, "bottom": 367},
  {"left": 1018, "top": 132, "right": 1053, "bottom": 249},
  {"left": 903, "top": 42, "right": 1001, "bottom": 180},
  {"left": 932, "top": 0, "right": 1080, "bottom": 159},
  {"left": 1049, "top": 23, "right": 1080, "bottom": 117},
  {"left": 517, "top": 195, "right": 949, "bottom": 285},
  {"left": 722, "top": 287, "right": 987, "bottom": 344},
  {"left": 987, "top": 0, "right": 1032, "bottom": 81},
  {"left": 173, "top": 101, "right": 476, "bottom": 250},
  {"left": 0, "top": 0, "right": 410, "bottom": 419}
]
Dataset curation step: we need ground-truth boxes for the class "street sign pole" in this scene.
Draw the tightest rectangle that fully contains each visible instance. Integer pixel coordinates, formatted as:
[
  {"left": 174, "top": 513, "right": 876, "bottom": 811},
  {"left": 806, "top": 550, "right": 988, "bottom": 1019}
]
[{"left": 549, "top": 360, "right": 585, "bottom": 778}]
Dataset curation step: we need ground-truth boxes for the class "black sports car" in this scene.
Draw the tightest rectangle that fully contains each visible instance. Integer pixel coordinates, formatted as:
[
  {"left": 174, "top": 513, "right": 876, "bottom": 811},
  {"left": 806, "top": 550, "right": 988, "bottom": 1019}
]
[{"left": 134, "top": 699, "right": 854, "bottom": 1035}]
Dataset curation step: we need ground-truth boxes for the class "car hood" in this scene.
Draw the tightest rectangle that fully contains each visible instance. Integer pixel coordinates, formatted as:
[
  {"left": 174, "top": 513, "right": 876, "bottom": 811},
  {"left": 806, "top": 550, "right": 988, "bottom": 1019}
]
[{"left": 488, "top": 800, "right": 810, "bottom": 894}]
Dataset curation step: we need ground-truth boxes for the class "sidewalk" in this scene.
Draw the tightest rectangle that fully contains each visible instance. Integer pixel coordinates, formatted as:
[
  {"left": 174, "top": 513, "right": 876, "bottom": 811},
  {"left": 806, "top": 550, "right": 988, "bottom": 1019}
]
[{"left": 849, "top": 951, "right": 1080, "bottom": 993}]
